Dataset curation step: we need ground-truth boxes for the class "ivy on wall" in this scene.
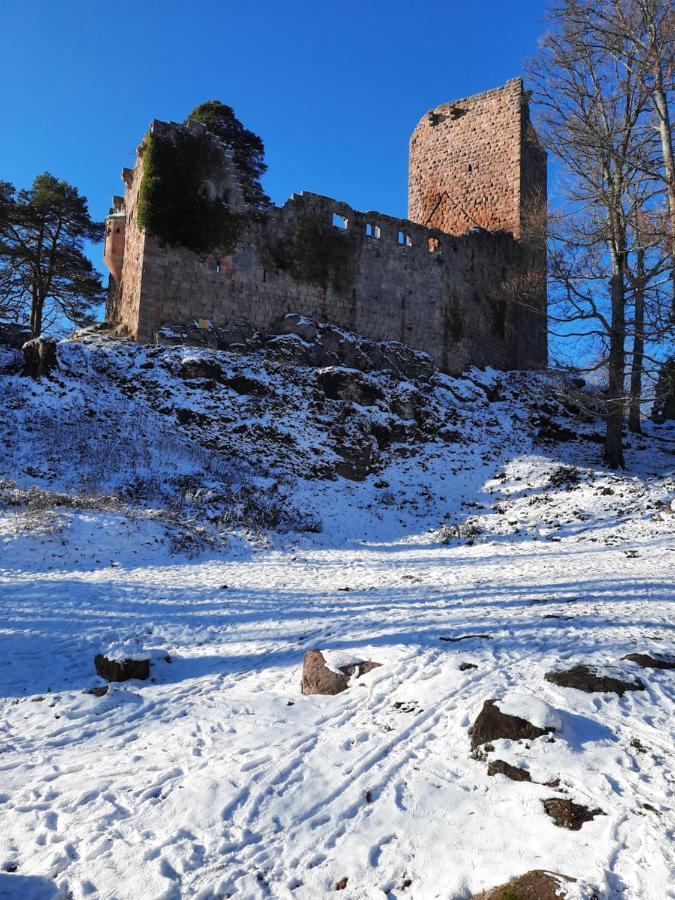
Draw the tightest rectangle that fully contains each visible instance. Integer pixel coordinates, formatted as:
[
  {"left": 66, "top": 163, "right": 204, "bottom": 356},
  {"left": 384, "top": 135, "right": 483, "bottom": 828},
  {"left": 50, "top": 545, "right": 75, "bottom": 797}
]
[
  {"left": 137, "top": 129, "right": 241, "bottom": 255},
  {"left": 264, "top": 220, "right": 359, "bottom": 293}
]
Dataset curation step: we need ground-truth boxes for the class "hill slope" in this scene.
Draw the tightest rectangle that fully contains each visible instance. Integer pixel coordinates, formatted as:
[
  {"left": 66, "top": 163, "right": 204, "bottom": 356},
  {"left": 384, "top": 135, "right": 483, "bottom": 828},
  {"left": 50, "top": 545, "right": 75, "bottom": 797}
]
[{"left": 0, "top": 325, "right": 673, "bottom": 899}]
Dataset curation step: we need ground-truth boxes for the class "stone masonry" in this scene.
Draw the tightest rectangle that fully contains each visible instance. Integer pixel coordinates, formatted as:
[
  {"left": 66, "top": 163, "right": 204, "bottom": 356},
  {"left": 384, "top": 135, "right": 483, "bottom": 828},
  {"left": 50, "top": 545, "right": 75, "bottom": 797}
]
[{"left": 104, "top": 78, "right": 547, "bottom": 374}]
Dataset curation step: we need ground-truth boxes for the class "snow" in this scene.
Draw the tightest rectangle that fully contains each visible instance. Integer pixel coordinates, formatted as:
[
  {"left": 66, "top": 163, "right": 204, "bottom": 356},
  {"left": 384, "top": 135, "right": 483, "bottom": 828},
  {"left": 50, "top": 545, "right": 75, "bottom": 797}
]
[
  {"left": 494, "top": 694, "right": 563, "bottom": 732},
  {"left": 320, "top": 649, "right": 376, "bottom": 676},
  {"left": 0, "top": 336, "right": 673, "bottom": 899}
]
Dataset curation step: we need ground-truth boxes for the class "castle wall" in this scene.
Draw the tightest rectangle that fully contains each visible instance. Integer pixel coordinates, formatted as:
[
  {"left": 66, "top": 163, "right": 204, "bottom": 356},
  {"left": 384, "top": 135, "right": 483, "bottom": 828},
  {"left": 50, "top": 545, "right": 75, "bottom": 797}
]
[
  {"left": 409, "top": 78, "right": 529, "bottom": 237},
  {"left": 105, "top": 80, "right": 548, "bottom": 374},
  {"left": 106, "top": 165, "right": 146, "bottom": 338},
  {"left": 125, "top": 191, "right": 533, "bottom": 373}
]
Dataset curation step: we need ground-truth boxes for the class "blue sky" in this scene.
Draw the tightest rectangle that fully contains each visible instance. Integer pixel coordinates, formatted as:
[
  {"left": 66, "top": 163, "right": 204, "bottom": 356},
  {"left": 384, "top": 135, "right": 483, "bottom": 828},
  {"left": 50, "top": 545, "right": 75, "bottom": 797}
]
[{"left": 1, "top": 0, "right": 550, "bottom": 281}]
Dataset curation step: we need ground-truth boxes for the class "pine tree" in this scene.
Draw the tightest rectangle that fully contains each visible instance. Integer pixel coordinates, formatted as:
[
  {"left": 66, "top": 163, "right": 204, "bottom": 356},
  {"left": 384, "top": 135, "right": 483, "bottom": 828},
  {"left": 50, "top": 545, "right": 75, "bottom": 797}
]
[{"left": 0, "top": 173, "right": 105, "bottom": 336}]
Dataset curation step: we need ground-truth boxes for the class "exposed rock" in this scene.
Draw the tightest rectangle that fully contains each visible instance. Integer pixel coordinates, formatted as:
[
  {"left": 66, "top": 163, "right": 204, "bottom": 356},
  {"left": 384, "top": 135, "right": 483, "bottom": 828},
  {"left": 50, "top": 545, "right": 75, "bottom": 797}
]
[
  {"left": 94, "top": 654, "right": 150, "bottom": 682},
  {"left": 317, "top": 367, "right": 384, "bottom": 406},
  {"left": 271, "top": 313, "right": 318, "bottom": 343},
  {"left": 459, "top": 662, "right": 478, "bottom": 671},
  {"left": 544, "top": 798, "right": 604, "bottom": 830},
  {"left": 544, "top": 665, "right": 645, "bottom": 695},
  {"left": 622, "top": 652, "right": 675, "bottom": 670},
  {"left": 84, "top": 685, "right": 109, "bottom": 697},
  {"left": 335, "top": 877, "right": 348, "bottom": 891},
  {"left": 155, "top": 320, "right": 219, "bottom": 348},
  {"left": 471, "top": 699, "right": 556, "bottom": 749},
  {"left": 179, "top": 357, "right": 226, "bottom": 382},
  {"left": 301, "top": 650, "right": 381, "bottom": 695},
  {"left": 0, "top": 321, "right": 32, "bottom": 348},
  {"left": 487, "top": 759, "right": 532, "bottom": 782},
  {"left": 22, "top": 337, "right": 57, "bottom": 378},
  {"left": 471, "top": 870, "right": 576, "bottom": 899}
]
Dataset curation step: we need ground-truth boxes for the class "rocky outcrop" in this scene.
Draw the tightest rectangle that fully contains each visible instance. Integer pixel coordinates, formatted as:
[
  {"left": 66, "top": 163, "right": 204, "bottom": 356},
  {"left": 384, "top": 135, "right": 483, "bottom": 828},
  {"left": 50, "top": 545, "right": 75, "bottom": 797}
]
[
  {"left": 301, "top": 650, "right": 381, "bottom": 695},
  {"left": 0, "top": 321, "right": 32, "bottom": 349},
  {"left": 157, "top": 314, "right": 437, "bottom": 382},
  {"left": 545, "top": 665, "right": 645, "bottom": 695}
]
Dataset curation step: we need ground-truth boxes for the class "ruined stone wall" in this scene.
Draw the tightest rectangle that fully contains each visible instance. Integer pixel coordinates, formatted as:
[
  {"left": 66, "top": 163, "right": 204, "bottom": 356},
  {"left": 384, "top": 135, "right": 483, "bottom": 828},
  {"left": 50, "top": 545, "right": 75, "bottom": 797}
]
[
  {"left": 105, "top": 159, "right": 146, "bottom": 337},
  {"left": 124, "top": 191, "right": 531, "bottom": 372},
  {"left": 105, "top": 82, "right": 548, "bottom": 373},
  {"left": 408, "top": 78, "right": 534, "bottom": 238}
]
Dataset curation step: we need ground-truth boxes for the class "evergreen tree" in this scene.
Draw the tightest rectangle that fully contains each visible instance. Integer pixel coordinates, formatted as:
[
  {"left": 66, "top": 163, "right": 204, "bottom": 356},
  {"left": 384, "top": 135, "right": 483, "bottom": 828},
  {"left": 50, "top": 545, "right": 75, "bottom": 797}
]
[
  {"left": 0, "top": 173, "right": 105, "bottom": 336},
  {"left": 185, "top": 101, "right": 271, "bottom": 208}
]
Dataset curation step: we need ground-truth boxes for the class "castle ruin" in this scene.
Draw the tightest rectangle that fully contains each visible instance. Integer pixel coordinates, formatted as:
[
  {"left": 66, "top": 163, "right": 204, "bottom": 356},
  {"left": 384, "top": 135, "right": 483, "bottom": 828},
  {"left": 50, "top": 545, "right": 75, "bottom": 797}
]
[{"left": 104, "top": 78, "right": 547, "bottom": 374}]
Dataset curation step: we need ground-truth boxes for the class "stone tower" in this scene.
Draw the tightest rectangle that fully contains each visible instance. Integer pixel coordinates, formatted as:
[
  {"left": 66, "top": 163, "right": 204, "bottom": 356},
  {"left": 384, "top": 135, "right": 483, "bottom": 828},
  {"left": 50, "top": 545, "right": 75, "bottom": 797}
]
[{"left": 408, "top": 77, "right": 546, "bottom": 242}]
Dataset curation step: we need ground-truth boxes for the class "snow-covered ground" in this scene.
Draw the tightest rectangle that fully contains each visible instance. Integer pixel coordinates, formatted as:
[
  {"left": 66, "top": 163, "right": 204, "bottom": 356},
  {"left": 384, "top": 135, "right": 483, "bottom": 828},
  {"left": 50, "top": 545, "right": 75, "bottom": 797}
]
[{"left": 0, "top": 336, "right": 673, "bottom": 899}]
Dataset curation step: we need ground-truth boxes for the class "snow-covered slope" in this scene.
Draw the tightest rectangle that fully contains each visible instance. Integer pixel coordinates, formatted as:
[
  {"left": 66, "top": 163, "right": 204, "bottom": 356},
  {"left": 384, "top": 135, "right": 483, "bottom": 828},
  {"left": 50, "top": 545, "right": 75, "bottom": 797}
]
[{"left": 0, "top": 331, "right": 673, "bottom": 899}]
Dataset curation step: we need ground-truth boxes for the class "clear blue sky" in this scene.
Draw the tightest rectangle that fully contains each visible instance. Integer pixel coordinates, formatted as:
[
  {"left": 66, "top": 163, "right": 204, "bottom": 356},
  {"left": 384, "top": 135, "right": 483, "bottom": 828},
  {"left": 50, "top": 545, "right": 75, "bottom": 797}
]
[{"left": 0, "top": 0, "right": 550, "bottom": 278}]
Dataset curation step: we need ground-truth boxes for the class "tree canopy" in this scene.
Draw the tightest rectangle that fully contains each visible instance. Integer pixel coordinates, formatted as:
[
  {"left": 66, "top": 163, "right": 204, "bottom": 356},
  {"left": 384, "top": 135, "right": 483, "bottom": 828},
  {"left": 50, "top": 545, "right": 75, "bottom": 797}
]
[{"left": 185, "top": 101, "right": 270, "bottom": 208}]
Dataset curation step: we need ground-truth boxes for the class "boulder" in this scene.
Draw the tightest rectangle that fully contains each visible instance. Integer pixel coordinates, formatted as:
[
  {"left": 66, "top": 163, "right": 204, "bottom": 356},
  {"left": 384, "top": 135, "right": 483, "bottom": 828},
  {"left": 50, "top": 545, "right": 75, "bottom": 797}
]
[
  {"left": 301, "top": 650, "right": 380, "bottom": 695},
  {"left": 471, "top": 699, "right": 557, "bottom": 749},
  {"left": 22, "top": 337, "right": 57, "bottom": 378},
  {"left": 622, "top": 653, "right": 675, "bottom": 670},
  {"left": 544, "top": 665, "right": 645, "bottom": 695},
  {"left": 272, "top": 313, "right": 318, "bottom": 343},
  {"left": 94, "top": 654, "right": 150, "bottom": 682},
  {"left": 543, "top": 798, "right": 604, "bottom": 830},
  {"left": 471, "top": 870, "right": 576, "bottom": 899}
]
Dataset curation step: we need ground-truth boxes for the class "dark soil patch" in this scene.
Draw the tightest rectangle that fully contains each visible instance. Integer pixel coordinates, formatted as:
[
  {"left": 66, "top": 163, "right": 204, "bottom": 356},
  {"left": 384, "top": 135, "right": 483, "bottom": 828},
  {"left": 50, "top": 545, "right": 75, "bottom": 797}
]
[
  {"left": 487, "top": 759, "right": 532, "bottom": 782},
  {"left": 544, "top": 798, "right": 604, "bottom": 830},
  {"left": 470, "top": 869, "right": 577, "bottom": 899}
]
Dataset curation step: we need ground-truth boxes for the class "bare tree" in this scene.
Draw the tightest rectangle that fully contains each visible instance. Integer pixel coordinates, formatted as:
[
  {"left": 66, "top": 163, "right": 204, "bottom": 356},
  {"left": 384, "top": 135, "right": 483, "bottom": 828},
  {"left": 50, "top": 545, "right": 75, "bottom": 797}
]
[
  {"left": 582, "top": 0, "right": 675, "bottom": 313},
  {"left": 529, "top": 0, "right": 655, "bottom": 467}
]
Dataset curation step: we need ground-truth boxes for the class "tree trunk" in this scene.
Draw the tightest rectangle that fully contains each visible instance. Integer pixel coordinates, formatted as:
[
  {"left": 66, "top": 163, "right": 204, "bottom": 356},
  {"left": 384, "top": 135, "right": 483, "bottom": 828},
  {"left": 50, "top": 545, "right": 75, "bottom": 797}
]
[
  {"left": 30, "top": 292, "right": 43, "bottom": 337},
  {"left": 652, "top": 82, "right": 675, "bottom": 316},
  {"left": 604, "top": 259, "right": 626, "bottom": 469},
  {"left": 628, "top": 248, "right": 645, "bottom": 434}
]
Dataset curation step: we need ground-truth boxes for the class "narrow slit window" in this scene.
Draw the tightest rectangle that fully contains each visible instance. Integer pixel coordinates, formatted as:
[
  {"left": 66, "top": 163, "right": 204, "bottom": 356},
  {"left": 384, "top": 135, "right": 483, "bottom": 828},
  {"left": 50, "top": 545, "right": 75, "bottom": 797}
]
[
  {"left": 365, "top": 223, "right": 381, "bottom": 239},
  {"left": 398, "top": 231, "right": 412, "bottom": 247},
  {"left": 428, "top": 237, "right": 439, "bottom": 253},
  {"left": 215, "top": 260, "right": 221, "bottom": 273},
  {"left": 332, "top": 213, "right": 348, "bottom": 230}
]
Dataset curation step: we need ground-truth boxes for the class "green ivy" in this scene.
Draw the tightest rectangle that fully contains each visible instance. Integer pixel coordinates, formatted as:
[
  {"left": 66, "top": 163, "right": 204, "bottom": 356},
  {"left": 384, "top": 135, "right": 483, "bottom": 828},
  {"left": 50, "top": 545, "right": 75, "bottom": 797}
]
[
  {"left": 285, "top": 220, "right": 359, "bottom": 292},
  {"left": 137, "top": 130, "right": 241, "bottom": 254}
]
